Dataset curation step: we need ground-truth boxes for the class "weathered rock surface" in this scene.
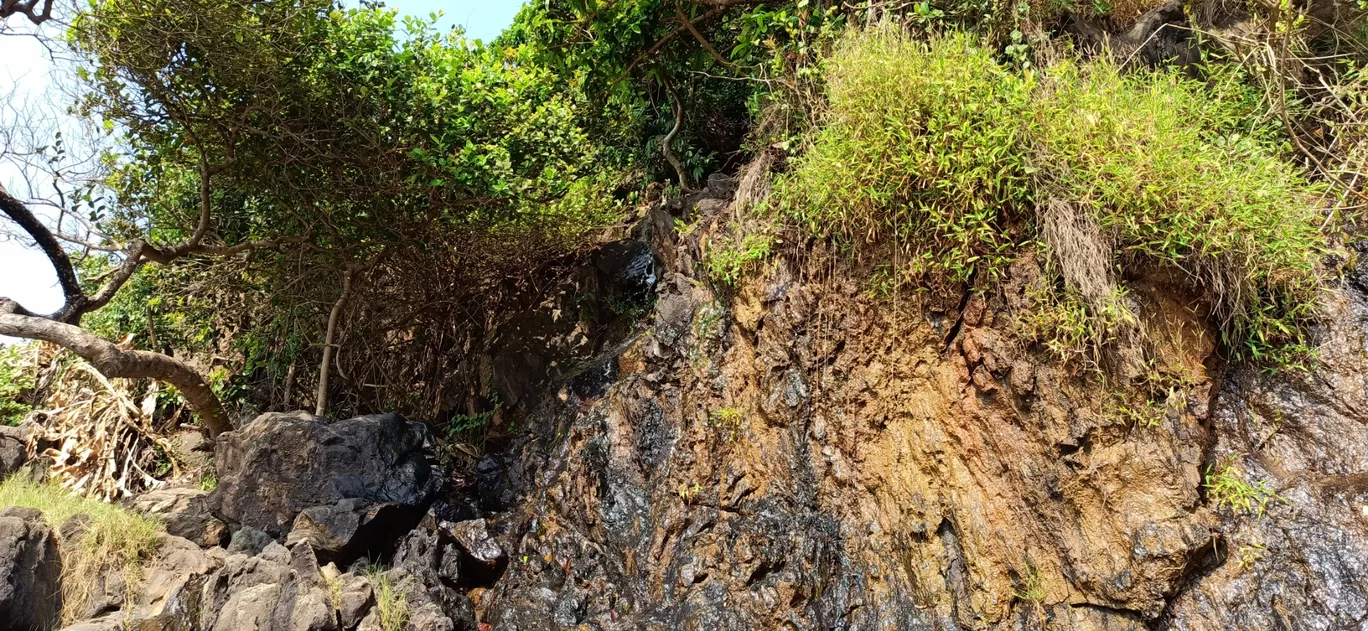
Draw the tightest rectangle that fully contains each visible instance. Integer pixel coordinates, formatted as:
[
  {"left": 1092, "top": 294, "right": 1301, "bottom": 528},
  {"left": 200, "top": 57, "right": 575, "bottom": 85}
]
[
  {"left": 0, "top": 506, "right": 61, "bottom": 631},
  {"left": 32, "top": 188, "right": 1368, "bottom": 631},
  {"left": 212, "top": 411, "right": 440, "bottom": 537},
  {"left": 0, "top": 423, "right": 30, "bottom": 480},
  {"left": 128, "top": 487, "right": 227, "bottom": 548},
  {"left": 463, "top": 192, "right": 1368, "bottom": 630},
  {"left": 1159, "top": 284, "right": 1368, "bottom": 630}
]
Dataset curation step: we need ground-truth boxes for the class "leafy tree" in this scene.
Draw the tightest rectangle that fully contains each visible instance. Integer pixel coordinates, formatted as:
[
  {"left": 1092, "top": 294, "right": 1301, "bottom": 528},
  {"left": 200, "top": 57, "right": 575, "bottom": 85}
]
[{"left": 0, "top": 0, "right": 628, "bottom": 433}]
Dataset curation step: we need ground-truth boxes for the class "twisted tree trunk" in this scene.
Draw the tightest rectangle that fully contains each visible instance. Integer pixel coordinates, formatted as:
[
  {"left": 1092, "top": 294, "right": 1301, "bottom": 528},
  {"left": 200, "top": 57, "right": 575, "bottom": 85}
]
[
  {"left": 0, "top": 166, "right": 247, "bottom": 438},
  {"left": 0, "top": 300, "right": 231, "bottom": 436}
]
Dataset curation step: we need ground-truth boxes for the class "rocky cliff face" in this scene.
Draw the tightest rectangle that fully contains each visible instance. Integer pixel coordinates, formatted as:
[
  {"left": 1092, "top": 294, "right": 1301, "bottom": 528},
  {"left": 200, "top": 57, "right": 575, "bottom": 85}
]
[
  {"left": 12, "top": 182, "right": 1368, "bottom": 631},
  {"left": 468, "top": 183, "right": 1368, "bottom": 630}
]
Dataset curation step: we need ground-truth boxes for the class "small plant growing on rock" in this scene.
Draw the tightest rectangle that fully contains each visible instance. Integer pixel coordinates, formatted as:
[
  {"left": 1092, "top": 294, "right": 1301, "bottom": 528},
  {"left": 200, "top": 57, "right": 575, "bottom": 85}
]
[
  {"left": 677, "top": 481, "right": 703, "bottom": 503},
  {"left": 364, "top": 566, "right": 410, "bottom": 631},
  {"left": 708, "top": 407, "right": 745, "bottom": 442},
  {"left": 1014, "top": 563, "right": 1046, "bottom": 604},
  {"left": 1235, "top": 543, "right": 1268, "bottom": 571},
  {"left": 198, "top": 466, "right": 218, "bottom": 492},
  {"left": 1204, "top": 458, "right": 1281, "bottom": 517},
  {"left": 706, "top": 232, "right": 775, "bottom": 287}
]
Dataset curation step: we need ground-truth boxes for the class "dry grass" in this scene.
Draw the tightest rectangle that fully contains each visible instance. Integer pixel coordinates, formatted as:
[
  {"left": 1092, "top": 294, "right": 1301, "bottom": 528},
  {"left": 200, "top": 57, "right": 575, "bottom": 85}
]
[
  {"left": 0, "top": 474, "right": 164, "bottom": 624},
  {"left": 23, "top": 345, "right": 185, "bottom": 501}
]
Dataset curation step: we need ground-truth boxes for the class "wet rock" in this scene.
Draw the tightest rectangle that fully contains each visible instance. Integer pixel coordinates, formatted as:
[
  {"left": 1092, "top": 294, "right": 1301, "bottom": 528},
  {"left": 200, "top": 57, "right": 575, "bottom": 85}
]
[
  {"left": 594, "top": 239, "right": 657, "bottom": 300},
  {"left": 286, "top": 499, "right": 423, "bottom": 567},
  {"left": 127, "top": 487, "right": 227, "bottom": 548},
  {"left": 477, "top": 217, "right": 1225, "bottom": 629},
  {"left": 0, "top": 423, "right": 29, "bottom": 480},
  {"left": 487, "top": 587, "right": 557, "bottom": 630},
  {"left": 1159, "top": 290, "right": 1368, "bottom": 630},
  {"left": 445, "top": 519, "right": 503, "bottom": 566},
  {"left": 0, "top": 506, "right": 61, "bottom": 631},
  {"left": 212, "top": 411, "right": 439, "bottom": 537}
]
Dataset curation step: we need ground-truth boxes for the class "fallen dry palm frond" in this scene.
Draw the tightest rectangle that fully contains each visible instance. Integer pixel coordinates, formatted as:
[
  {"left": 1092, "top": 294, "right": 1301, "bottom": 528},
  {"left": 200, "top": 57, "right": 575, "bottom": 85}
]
[{"left": 23, "top": 345, "right": 185, "bottom": 501}]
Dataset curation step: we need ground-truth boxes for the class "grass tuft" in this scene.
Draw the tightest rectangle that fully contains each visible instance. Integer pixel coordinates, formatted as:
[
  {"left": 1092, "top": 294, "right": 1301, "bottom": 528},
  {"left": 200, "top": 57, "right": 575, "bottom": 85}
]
[
  {"left": 0, "top": 474, "right": 164, "bottom": 624},
  {"left": 1204, "top": 458, "right": 1281, "bottom": 517},
  {"left": 363, "top": 566, "right": 410, "bottom": 631},
  {"left": 773, "top": 29, "right": 1327, "bottom": 365}
]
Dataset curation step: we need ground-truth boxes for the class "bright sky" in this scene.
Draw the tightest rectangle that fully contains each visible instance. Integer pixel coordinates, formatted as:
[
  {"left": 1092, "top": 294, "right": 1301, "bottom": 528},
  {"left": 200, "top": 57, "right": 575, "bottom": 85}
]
[{"left": 0, "top": 0, "right": 526, "bottom": 322}]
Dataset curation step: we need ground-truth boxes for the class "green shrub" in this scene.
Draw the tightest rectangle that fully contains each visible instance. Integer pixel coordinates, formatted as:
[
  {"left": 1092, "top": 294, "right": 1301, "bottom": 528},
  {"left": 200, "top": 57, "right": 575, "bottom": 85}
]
[
  {"left": 777, "top": 32, "right": 1032, "bottom": 286},
  {"left": 0, "top": 475, "right": 164, "bottom": 624},
  {"left": 0, "top": 343, "right": 38, "bottom": 426},
  {"left": 1032, "top": 59, "right": 1324, "bottom": 362},
  {"left": 706, "top": 232, "right": 775, "bottom": 286},
  {"left": 774, "top": 29, "right": 1327, "bottom": 362}
]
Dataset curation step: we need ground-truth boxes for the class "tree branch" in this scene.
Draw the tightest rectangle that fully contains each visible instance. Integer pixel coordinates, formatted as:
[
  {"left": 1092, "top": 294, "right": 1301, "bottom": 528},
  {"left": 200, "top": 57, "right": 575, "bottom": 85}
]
[
  {"left": 0, "top": 299, "right": 232, "bottom": 437},
  {"left": 614, "top": 6, "right": 728, "bottom": 84},
  {"left": 677, "top": 1, "right": 739, "bottom": 71},
  {"left": 0, "top": 0, "right": 54, "bottom": 25},
  {"left": 661, "top": 73, "right": 693, "bottom": 191},
  {"left": 315, "top": 247, "right": 388, "bottom": 417},
  {"left": 0, "top": 184, "right": 87, "bottom": 322}
]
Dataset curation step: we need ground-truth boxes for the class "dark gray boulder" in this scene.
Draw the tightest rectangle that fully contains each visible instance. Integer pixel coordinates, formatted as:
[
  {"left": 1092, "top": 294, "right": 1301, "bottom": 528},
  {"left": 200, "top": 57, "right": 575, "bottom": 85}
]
[
  {"left": 0, "top": 506, "right": 61, "bottom": 631},
  {"left": 0, "top": 424, "right": 30, "bottom": 480},
  {"left": 211, "top": 412, "right": 440, "bottom": 537},
  {"left": 286, "top": 499, "right": 421, "bottom": 567},
  {"left": 388, "top": 529, "right": 478, "bottom": 631},
  {"left": 226, "top": 526, "right": 274, "bottom": 557}
]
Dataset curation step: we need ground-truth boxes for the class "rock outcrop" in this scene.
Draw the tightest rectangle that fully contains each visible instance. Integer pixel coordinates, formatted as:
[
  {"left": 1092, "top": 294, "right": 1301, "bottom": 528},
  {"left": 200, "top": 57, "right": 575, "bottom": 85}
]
[
  {"left": 127, "top": 487, "right": 227, "bottom": 548},
  {"left": 0, "top": 424, "right": 30, "bottom": 481},
  {"left": 462, "top": 187, "right": 1368, "bottom": 630},
  {"left": 0, "top": 507, "right": 61, "bottom": 631},
  {"left": 13, "top": 181, "right": 1368, "bottom": 631},
  {"left": 212, "top": 411, "right": 440, "bottom": 538}
]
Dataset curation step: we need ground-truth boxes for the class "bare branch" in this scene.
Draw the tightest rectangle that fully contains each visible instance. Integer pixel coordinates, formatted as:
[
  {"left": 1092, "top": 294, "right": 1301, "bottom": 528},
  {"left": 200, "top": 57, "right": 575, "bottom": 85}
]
[
  {"left": 0, "top": 0, "right": 54, "bottom": 25},
  {"left": 315, "top": 248, "right": 388, "bottom": 417},
  {"left": 0, "top": 183, "right": 87, "bottom": 321}
]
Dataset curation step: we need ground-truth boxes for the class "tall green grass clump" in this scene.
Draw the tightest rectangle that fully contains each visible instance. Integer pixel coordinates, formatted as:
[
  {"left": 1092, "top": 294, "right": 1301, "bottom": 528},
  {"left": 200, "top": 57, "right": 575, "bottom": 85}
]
[
  {"left": 1032, "top": 60, "right": 1324, "bottom": 361},
  {"left": 779, "top": 32, "right": 1034, "bottom": 284},
  {"left": 775, "top": 29, "right": 1327, "bottom": 362},
  {"left": 0, "top": 475, "right": 164, "bottom": 623}
]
